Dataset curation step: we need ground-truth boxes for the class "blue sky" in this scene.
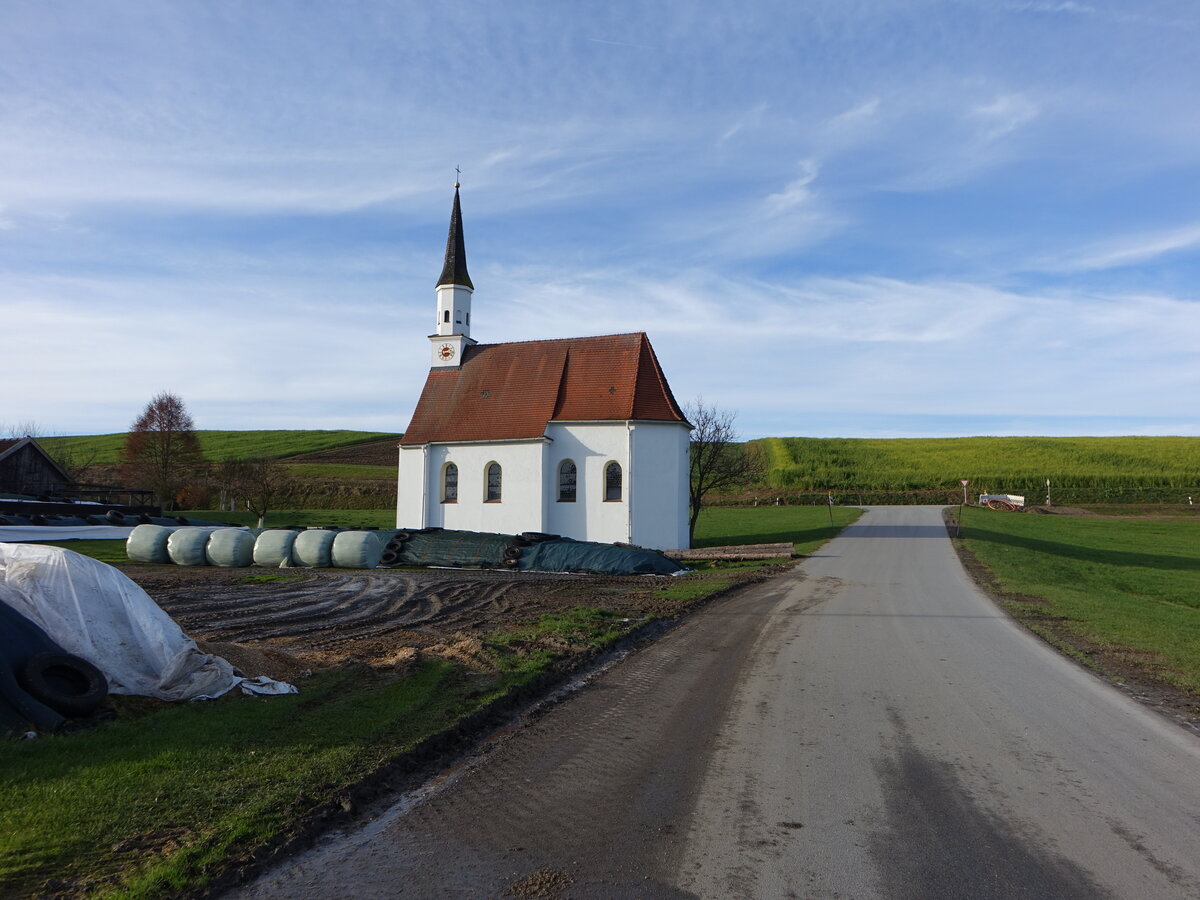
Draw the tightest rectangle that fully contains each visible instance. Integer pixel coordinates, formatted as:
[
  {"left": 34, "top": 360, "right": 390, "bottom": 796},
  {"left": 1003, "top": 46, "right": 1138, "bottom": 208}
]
[{"left": 2, "top": 0, "right": 1197, "bottom": 439}]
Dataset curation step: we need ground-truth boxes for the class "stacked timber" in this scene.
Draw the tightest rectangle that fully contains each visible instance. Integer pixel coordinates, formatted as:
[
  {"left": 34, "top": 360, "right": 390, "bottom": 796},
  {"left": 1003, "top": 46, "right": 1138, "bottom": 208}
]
[{"left": 667, "top": 543, "right": 797, "bottom": 562}]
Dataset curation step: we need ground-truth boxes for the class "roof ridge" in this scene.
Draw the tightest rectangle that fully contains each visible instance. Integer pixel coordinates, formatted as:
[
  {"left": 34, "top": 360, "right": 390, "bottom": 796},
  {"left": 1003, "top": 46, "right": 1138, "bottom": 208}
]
[{"left": 471, "top": 332, "right": 645, "bottom": 350}]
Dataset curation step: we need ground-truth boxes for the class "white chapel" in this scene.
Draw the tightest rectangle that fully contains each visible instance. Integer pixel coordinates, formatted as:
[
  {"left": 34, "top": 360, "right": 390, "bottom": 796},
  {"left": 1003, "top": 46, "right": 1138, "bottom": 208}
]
[{"left": 396, "top": 187, "right": 692, "bottom": 550}]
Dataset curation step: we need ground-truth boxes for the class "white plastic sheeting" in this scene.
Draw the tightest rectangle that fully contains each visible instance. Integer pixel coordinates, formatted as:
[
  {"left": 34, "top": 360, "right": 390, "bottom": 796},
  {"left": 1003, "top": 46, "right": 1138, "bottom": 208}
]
[
  {"left": 292, "top": 530, "right": 336, "bottom": 567},
  {"left": 126, "top": 524, "right": 174, "bottom": 563},
  {"left": 0, "top": 526, "right": 134, "bottom": 542},
  {"left": 0, "top": 543, "right": 296, "bottom": 701},
  {"left": 253, "top": 530, "right": 298, "bottom": 567},
  {"left": 205, "top": 528, "right": 256, "bottom": 567},
  {"left": 331, "top": 531, "right": 386, "bottom": 569}
]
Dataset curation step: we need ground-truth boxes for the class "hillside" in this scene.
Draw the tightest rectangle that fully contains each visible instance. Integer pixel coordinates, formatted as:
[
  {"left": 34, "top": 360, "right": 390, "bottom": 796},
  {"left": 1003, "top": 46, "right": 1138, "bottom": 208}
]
[
  {"left": 756, "top": 435, "right": 1200, "bottom": 504},
  {"left": 36, "top": 431, "right": 1199, "bottom": 508},
  {"left": 39, "top": 431, "right": 402, "bottom": 465}
]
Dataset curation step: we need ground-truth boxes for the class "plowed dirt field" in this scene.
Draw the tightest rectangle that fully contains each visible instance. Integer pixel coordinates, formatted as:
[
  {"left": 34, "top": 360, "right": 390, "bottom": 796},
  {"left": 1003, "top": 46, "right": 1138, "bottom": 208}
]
[{"left": 126, "top": 565, "right": 764, "bottom": 675}]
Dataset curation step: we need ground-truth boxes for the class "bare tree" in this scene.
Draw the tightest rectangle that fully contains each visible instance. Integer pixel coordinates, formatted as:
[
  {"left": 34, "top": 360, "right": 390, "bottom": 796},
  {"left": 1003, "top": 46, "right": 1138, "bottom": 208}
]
[
  {"left": 215, "top": 457, "right": 296, "bottom": 527},
  {"left": 119, "top": 392, "right": 205, "bottom": 509},
  {"left": 685, "top": 398, "right": 763, "bottom": 544}
]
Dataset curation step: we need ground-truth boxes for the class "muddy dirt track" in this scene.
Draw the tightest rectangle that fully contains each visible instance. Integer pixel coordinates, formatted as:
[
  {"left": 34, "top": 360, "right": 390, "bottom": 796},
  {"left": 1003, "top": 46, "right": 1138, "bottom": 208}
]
[{"left": 126, "top": 566, "right": 727, "bottom": 670}]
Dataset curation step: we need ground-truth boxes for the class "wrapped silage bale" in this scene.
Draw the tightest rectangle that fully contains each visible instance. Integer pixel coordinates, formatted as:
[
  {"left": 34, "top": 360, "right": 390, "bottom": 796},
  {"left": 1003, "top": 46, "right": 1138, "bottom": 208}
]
[
  {"left": 167, "top": 527, "right": 217, "bottom": 566},
  {"left": 126, "top": 524, "right": 175, "bottom": 564},
  {"left": 205, "top": 528, "right": 256, "bottom": 567},
  {"left": 331, "top": 531, "right": 385, "bottom": 569},
  {"left": 291, "top": 529, "right": 337, "bottom": 567},
  {"left": 254, "top": 529, "right": 299, "bottom": 567}
]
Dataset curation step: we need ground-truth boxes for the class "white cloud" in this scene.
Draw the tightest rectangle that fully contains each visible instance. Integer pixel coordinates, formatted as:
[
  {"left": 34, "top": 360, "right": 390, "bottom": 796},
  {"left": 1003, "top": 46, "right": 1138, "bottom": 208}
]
[
  {"left": 971, "top": 94, "right": 1040, "bottom": 141},
  {"left": 1044, "top": 222, "right": 1200, "bottom": 271}
]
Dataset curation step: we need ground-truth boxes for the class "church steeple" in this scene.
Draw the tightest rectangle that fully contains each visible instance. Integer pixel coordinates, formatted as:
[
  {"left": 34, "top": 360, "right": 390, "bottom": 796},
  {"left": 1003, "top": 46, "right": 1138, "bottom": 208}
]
[
  {"left": 431, "top": 182, "right": 477, "bottom": 367},
  {"left": 437, "top": 185, "right": 473, "bottom": 290}
]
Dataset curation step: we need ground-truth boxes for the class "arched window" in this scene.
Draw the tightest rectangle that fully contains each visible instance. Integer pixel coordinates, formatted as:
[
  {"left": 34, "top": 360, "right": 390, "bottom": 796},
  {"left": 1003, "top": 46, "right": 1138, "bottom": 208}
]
[
  {"left": 485, "top": 462, "right": 502, "bottom": 502},
  {"left": 442, "top": 462, "right": 458, "bottom": 502},
  {"left": 557, "top": 460, "right": 577, "bottom": 502},
  {"left": 443, "top": 310, "right": 450, "bottom": 323},
  {"left": 604, "top": 461, "right": 622, "bottom": 501}
]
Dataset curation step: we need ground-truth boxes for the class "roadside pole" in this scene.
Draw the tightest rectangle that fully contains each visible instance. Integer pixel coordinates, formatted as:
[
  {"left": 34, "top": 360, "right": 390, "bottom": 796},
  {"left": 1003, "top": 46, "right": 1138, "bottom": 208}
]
[
  {"left": 826, "top": 489, "right": 834, "bottom": 526},
  {"left": 959, "top": 479, "right": 970, "bottom": 539}
]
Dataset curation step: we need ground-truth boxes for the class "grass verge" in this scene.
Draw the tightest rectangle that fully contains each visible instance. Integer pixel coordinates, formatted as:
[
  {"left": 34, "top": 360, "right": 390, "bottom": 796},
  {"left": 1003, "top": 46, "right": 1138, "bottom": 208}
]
[
  {"left": 951, "top": 505, "right": 1200, "bottom": 696},
  {"left": 692, "top": 505, "right": 862, "bottom": 554}
]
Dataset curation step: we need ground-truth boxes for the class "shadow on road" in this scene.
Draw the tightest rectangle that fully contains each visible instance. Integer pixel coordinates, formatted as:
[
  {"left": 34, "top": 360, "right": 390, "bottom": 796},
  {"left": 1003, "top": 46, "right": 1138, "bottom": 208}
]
[{"left": 843, "top": 524, "right": 950, "bottom": 539}]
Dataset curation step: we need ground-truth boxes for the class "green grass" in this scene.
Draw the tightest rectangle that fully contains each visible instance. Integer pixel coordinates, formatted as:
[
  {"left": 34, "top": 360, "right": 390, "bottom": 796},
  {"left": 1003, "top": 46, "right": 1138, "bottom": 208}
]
[
  {"left": 757, "top": 435, "right": 1200, "bottom": 503},
  {"left": 693, "top": 505, "right": 863, "bottom": 555},
  {"left": 39, "top": 431, "right": 401, "bottom": 465},
  {"left": 26, "top": 539, "right": 133, "bottom": 565},
  {"left": 485, "top": 607, "right": 631, "bottom": 676},
  {"left": 957, "top": 506, "right": 1200, "bottom": 694},
  {"left": 0, "top": 662, "right": 501, "bottom": 898}
]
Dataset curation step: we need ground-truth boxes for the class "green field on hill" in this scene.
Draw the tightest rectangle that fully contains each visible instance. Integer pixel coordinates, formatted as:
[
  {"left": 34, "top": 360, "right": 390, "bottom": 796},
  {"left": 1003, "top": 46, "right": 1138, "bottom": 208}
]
[
  {"left": 33, "top": 430, "right": 1200, "bottom": 508},
  {"left": 39, "top": 431, "right": 402, "bottom": 465},
  {"left": 756, "top": 435, "right": 1200, "bottom": 504}
]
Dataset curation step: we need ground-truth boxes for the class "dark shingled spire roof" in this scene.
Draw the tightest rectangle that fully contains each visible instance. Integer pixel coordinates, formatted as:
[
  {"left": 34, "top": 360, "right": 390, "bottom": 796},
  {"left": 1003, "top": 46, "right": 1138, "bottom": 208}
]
[{"left": 436, "top": 186, "right": 473, "bottom": 289}]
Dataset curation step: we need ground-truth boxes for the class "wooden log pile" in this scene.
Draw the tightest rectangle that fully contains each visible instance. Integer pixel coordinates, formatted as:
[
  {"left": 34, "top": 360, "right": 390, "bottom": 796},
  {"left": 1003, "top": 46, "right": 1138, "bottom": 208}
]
[{"left": 666, "top": 542, "right": 797, "bottom": 562}]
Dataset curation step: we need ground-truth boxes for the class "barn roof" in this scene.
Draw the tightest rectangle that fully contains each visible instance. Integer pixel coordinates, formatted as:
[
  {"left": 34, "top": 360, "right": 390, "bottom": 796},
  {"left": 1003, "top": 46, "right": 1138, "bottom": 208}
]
[
  {"left": 0, "top": 437, "right": 73, "bottom": 484},
  {"left": 400, "top": 332, "right": 688, "bottom": 446}
]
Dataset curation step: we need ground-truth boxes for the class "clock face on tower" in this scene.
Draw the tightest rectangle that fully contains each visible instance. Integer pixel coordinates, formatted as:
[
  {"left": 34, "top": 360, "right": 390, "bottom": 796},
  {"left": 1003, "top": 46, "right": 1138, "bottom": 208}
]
[{"left": 438, "top": 343, "right": 456, "bottom": 361}]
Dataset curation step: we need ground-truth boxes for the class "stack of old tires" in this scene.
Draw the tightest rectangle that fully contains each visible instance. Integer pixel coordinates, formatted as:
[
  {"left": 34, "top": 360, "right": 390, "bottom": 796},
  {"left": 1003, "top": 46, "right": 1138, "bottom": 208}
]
[{"left": 0, "top": 601, "right": 108, "bottom": 735}]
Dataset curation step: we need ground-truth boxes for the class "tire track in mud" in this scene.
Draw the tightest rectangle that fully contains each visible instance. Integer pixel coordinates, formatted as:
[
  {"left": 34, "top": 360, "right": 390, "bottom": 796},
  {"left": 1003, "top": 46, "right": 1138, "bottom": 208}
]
[{"left": 148, "top": 571, "right": 580, "bottom": 653}]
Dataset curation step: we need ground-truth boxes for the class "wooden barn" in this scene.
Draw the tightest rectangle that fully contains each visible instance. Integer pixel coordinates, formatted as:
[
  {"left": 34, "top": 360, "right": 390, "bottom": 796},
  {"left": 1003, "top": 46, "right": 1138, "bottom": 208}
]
[{"left": 0, "top": 438, "right": 74, "bottom": 498}]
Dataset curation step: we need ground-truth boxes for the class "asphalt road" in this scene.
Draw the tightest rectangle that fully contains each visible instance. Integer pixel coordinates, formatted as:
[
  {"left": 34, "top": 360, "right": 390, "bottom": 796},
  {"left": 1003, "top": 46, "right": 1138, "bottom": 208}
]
[{"left": 234, "top": 506, "right": 1200, "bottom": 899}]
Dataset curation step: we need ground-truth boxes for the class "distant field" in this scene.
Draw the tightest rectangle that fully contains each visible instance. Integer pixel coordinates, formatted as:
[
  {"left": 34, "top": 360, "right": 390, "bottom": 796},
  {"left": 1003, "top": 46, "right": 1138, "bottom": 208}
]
[
  {"left": 757, "top": 435, "right": 1200, "bottom": 504},
  {"left": 957, "top": 506, "right": 1200, "bottom": 694},
  {"left": 39, "top": 430, "right": 402, "bottom": 465}
]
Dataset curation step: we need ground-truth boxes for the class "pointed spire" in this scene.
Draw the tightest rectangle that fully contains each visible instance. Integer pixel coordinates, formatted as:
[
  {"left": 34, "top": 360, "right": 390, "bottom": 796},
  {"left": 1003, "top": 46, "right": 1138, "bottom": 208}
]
[{"left": 437, "top": 184, "right": 473, "bottom": 290}]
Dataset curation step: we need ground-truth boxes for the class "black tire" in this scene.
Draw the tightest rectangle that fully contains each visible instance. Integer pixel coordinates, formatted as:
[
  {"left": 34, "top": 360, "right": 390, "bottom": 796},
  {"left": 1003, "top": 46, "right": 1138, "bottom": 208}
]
[
  {"left": 380, "top": 551, "right": 399, "bottom": 566},
  {"left": 18, "top": 652, "right": 108, "bottom": 718},
  {"left": 105, "top": 509, "right": 124, "bottom": 524},
  {"left": 502, "top": 546, "right": 522, "bottom": 560},
  {"left": 393, "top": 531, "right": 411, "bottom": 542}
]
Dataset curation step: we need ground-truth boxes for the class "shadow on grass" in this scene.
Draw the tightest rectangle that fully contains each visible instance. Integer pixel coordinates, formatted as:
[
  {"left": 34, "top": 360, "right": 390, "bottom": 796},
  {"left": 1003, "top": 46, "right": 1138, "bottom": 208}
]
[{"left": 963, "top": 526, "right": 1200, "bottom": 572}]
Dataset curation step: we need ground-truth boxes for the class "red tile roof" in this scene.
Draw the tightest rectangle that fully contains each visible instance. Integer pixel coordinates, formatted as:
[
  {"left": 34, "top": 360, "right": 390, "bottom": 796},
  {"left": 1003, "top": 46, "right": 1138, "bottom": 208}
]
[{"left": 401, "top": 333, "right": 687, "bottom": 446}]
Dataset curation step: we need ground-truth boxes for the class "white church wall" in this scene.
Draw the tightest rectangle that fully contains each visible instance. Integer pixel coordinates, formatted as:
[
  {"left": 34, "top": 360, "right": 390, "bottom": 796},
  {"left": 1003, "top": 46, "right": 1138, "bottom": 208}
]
[
  {"left": 397, "top": 445, "right": 428, "bottom": 528},
  {"left": 400, "top": 441, "right": 546, "bottom": 533},
  {"left": 544, "top": 422, "right": 631, "bottom": 545},
  {"left": 629, "top": 422, "right": 692, "bottom": 550}
]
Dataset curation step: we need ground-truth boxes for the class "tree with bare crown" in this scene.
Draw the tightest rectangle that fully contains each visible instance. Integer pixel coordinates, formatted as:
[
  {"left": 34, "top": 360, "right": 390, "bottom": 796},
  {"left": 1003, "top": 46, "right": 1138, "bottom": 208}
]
[{"left": 685, "top": 398, "right": 764, "bottom": 544}]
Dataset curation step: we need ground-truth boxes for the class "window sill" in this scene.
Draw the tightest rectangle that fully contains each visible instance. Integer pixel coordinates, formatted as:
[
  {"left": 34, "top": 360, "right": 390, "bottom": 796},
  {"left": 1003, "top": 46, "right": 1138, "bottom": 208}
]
[
  {"left": 556, "top": 498, "right": 576, "bottom": 503},
  {"left": 441, "top": 500, "right": 457, "bottom": 504},
  {"left": 484, "top": 499, "right": 501, "bottom": 504}
]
